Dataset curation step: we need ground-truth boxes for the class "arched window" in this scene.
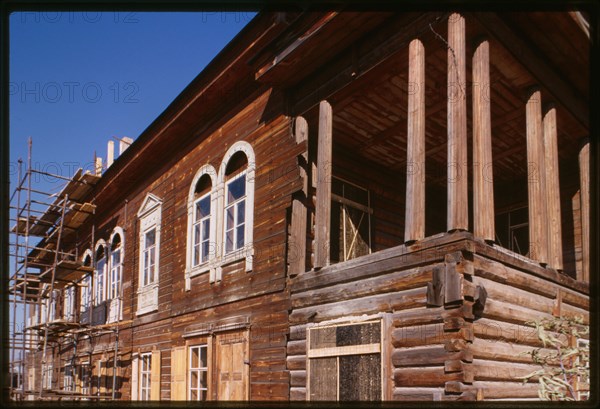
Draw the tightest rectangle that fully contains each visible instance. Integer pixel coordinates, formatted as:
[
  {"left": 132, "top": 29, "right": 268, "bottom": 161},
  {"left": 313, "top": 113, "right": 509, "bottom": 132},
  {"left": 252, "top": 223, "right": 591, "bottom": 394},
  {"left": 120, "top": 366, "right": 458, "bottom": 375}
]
[
  {"left": 137, "top": 193, "right": 162, "bottom": 315},
  {"left": 218, "top": 141, "right": 255, "bottom": 275},
  {"left": 186, "top": 165, "right": 217, "bottom": 287},
  {"left": 80, "top": 250, "right": 93, "bottom": 313},
  {"left": 94, "top": 241, "right": 107, "bottom": 305},
  {"left": 109, "top": 228, "right": 124, "bottom": 300}
]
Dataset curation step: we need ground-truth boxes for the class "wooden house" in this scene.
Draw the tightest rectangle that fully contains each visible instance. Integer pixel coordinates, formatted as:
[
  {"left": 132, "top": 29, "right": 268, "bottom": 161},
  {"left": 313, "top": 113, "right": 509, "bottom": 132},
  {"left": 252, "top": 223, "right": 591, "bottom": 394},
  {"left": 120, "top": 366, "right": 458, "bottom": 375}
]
[{"left": 19, "top": 10, "right": 590, "bottom": 402}]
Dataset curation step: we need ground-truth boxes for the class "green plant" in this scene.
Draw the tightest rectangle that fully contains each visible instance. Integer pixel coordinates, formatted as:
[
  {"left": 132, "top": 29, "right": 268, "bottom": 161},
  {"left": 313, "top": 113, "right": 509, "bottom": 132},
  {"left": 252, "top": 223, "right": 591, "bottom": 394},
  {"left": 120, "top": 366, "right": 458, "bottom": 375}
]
[{"left": 519, "top": 316, "right": 589, "bottom": 401}]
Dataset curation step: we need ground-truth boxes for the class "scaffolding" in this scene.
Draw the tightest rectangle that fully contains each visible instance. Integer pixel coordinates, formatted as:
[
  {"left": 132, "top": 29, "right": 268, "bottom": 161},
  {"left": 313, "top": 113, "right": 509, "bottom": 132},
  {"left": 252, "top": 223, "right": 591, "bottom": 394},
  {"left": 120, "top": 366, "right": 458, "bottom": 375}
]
[{"left": 8, "top": 138, "right": 122, "bottom": 401}]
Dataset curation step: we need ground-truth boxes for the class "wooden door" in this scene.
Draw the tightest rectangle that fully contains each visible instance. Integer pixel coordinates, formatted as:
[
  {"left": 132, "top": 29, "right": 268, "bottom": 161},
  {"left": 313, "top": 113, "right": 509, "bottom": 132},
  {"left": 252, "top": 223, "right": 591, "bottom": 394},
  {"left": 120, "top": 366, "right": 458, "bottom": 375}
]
[{"left": 215, "top": 330, "right": 248, "bottom": 400}]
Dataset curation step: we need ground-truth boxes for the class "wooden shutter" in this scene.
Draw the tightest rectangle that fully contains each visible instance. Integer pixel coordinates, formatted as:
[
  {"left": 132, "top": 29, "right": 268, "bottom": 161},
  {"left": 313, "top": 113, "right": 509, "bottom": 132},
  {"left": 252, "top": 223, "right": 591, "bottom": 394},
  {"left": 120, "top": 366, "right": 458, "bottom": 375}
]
[
  {"left": 171, "top": 346, "right": 187, "bottom": 400},
  {"left": 131, "top": 354, "right": 138, "bottom": 400},
  {"left": 150, "top": 350, "right": 161, "bottom": 400}
]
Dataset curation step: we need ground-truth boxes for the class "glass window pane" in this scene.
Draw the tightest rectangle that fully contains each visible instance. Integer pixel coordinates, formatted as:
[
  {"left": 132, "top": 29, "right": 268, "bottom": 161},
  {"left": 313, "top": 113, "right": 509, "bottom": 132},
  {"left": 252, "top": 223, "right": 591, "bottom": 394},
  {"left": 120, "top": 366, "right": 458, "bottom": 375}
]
[
  {"left": 199, "top": 371, "right": 207, "bottom": 388},
  {"left": 190, "top": 389, "right": 198, "bottom": 400},
  {"left": 226, "top": 206, "right": 234, "bottom": 229},
  {"left": 236, "top": 225, "right": 245, "bottom": 248},
  {"left": 202, "top": 241, "right": 209, "bottom": 260},
  {"left": 237, "top": 200, "right": 245, "bottom": 224},
  {"left": 191, "top": 370, "right": 198, "bottom": 387},
  {"left": 200, "top": 346, "right": 207, "bottom": 368},
  {"left": 199, "top": 196, "right": 210, "bottom": 218},
  {"left": 226, "top": 230, "right": 234, "bottom": 253},
  {"left": 227, "top": 175, "right": 246, "bottom": 203},
  {"left": 202, "top": 219, "right": 210, "bottom": 241},
  {"left": 191, "top": 347, "right": 199, "bottom": 368}
]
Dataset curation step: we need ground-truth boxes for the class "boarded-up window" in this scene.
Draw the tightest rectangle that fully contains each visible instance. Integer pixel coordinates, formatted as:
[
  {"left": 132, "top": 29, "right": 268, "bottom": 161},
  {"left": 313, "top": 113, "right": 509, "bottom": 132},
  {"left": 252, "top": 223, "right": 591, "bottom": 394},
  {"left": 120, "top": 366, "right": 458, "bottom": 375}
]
[
  {"left": 308, "top": 321, "right": 381, "bottom": 401},
  {"left": 330, "top": 178, "right": 371, "bottom": 263}
]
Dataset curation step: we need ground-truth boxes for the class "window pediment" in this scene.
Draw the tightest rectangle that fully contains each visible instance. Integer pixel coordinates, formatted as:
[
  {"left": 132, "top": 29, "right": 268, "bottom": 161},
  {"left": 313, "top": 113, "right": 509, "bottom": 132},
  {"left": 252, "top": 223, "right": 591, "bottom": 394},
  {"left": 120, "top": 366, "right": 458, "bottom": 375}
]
[{"left": 137, "top": 193, "right": 163, "bottom": 218}]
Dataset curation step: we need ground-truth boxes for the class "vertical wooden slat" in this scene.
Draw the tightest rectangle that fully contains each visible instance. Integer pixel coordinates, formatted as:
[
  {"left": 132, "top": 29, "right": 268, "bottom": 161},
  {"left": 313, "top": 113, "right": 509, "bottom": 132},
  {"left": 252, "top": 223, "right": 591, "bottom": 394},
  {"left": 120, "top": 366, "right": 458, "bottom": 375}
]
[
  {"left": 170, "top": 346, "right": 187, "bottom": 400},
  {"left": 447, "top": 13, "right": 468, "bottom": 232},
  {"left": 314, "top": 100, "right": 333, "bottom": 269},
  {"left": 131, "top": 354, "right": 138, "bottom": 400},
  {"left": 578, "top": 139, "right": 590, "bottom": 282},
  {"left": 472, "top": 39, "right": 495, "bottom": 242},
  {"left": 290, "top": 117, "right": 309, "bottom": 275},
  {"left": 150, "top": 350, "right": 161, "bottom": 400},
  {"left": 543, "top": 106, "right": 563, "bottom": 271},
  {"left": 525, "top": 90, "right": 548, "bottom": 265},
  {"left": 404, "top": 39, "right": 426, "bottom": 244}
]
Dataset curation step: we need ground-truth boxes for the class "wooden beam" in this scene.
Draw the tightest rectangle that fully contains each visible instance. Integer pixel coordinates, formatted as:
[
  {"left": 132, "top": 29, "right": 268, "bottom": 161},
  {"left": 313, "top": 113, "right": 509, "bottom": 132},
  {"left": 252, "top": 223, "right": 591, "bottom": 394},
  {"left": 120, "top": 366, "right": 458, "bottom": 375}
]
[
  {"left": 543, "top": 106, "right": 563, "bottom": 271},
  {"left": 578, "top": 139, "right": 590, "bottom": 282},
  {"left": 525, "top": 90, "right": 548, "bottom": 265},
  {"left": 472, "top": 39, "right": 495, "bottom": 242},
  {"left": 405, "top": 39, "right": 426, "bottom": 244},
  {"left": 447, "top": 13, "right": 468, "bottom": 232},
  {"left": 314, "top": 101, "right": 332, "bottom": 269},
  {"left": 290, "top": 117, "right": 309, "bottom": 276},
  {"left": 473, "top": 12, "right": 588, "bottom": 129}
]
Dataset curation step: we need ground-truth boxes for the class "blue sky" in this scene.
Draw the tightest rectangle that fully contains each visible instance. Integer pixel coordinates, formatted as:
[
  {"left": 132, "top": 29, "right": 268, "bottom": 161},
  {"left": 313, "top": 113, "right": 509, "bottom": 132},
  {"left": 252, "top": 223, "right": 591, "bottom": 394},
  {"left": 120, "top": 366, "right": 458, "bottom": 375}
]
[
  {"left": 8, "top": 9, "right": 256, "bottom": 362},
  {"left": 9, "top": 11, "right": 256, "bottom": 190}
]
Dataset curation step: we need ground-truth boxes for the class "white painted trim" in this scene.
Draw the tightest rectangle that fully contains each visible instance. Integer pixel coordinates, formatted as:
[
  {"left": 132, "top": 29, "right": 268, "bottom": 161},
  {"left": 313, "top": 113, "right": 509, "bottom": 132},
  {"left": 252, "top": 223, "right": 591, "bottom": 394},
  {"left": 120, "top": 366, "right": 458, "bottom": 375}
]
[
  {"left": 137, "top": 193, "right": 162, "bottom": 314},
  {"left": 185, "top": 166, "right": 217, "bottom": 290}
]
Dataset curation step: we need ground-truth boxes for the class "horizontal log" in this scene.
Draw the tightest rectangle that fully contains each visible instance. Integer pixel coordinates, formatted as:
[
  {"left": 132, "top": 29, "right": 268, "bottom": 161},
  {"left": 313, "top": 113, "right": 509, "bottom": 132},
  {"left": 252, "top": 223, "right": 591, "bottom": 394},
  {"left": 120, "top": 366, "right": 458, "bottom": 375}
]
[
  {"left": 392, "top": 306, "right": 463, "bottom": 328},
  {"left": 392, "top": 387, "right": 443, "bottom": 401},
  {"left": 290, "top": 370, "right": 306, "bottom": 387},
  {"left": 291, "top": 265, "right": 435, "bottom": 309},
  {"left": 392, "top": 323, "right": 472, "bottom": 348},
  {"left": 290, "top": 287, "right": 427, "bottom": 324},
  {"left": 287, "top": 340, "right": 306, "bottom": 356},
  {"left": 290, "top": 387, "right": 306, "bottom": 401},
  {"left": 251, "top": 382, "right": 289, "bottom": 400},
  {"left": 392, "top": 345, "right": 472, "bottom": 367},
  {"left": 473, "top": 318, "right": 542, "bottom": 347},
  {"left": 471, "top": 241, "right": 588, "bottom": 294},
  {"left": 292, "top": 232, "right": 474, "bottom": 293},
  {"left": 393, "top": 367, "right": 467, "bottom": 387},
  {"left": 471, "top": 359, "right": 540, "bottom": 383},
  {"left": 472, "top": 275, "right": 554, "bottom": 315},
  {"left": 467, "top": 381, "right": 539, "bottom": 399},
  {"left": 289, "top": 324, "right": 308, "bottom": 341},
  {"left": 471, "top": 338, "right": 552, "bottom": 364},
  {"left": 286, "top": 355, "right": 306, "bottom": 370},
  {"left": 481, "top": 298, "right": 553, "bottom": 326}
]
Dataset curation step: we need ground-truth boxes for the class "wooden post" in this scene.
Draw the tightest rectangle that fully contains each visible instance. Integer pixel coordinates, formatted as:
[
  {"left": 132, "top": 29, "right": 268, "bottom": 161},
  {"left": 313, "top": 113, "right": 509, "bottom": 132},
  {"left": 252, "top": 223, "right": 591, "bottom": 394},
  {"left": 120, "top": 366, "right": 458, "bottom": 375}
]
[
  {"left": 314, "top": 101, "right": 333, "bottom": 269},
  {"left": 525, "top": 90, "right": 548, "bottom": 265},
  {"left": 290, "top": 117, "right": 308, "bottom": 275},
  {"left": 543, "top": 106, "right": 563, "bottom": 271},
  {"left": 405, "top": 39, "right": 426, "bottom": 244},
  {"left": 472, "top": 39, "right": 495, "bottom": 242},
  {"left": 578, "top": 139, "right": 590, "bottom": 282},
  {"left": 447, "top": 13, "right": 468, "bottom": 232}
]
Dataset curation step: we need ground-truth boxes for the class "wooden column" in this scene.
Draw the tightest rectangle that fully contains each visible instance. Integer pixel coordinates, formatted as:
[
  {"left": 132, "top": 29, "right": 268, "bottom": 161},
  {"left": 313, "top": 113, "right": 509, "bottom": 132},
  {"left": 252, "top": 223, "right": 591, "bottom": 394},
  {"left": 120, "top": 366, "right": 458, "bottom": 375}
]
[
  {"left": 447, "top": 13, "right": 468, "bottom": 232},
  {"left": 525, "top": 90, "right": 548, "bottom": 265},
  {"left": 578, "top": 139, "right": 590, "bottom": 282},
  {"left": 405, "top": 39, "right": 426, "bottom": 244},
  {"left": 543, "top": 106, "right": 563, "bottom": 271},
  {"left": 290, "top": 117, "right": 308, "bottom": 276},
  {"left": 472, "top": 39, "right": 495, "bottom": 242},
  {"left": 314, "top": 101, "right": 332, "bottom": 269}
]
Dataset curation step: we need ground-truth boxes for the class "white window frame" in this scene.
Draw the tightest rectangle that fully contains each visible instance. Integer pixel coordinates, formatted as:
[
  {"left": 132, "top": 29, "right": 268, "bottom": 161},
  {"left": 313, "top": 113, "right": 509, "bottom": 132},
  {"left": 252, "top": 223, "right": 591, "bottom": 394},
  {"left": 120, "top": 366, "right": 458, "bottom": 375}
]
[
  {"left": 107, "top": 227, "right": 125, "bottom": 323},
  {"left": 192, "top": 192, "right": 212, "bottom": 266},
  {"left": 93, "top": 240, "right": 107, "bottom": 306},
  {"left": 63, "top": 285, "right": 75, "bottom": 321},
  {"left": 188, "top": 345, "right": 208, "bottom": 401},
  {"left": 215, "top": 141, "right": 255, "bottom": 280},
  {"left": 224, "top": 172, "right": 247, "bottom": 256},
  {"left": 80, "top": 250, "right": 93, "bottom": 314},
  {"left": 136, "top": 193, "right": 162, "bottom": 315},
  {"left": 139, "top": 353, "right": 152, "bottom": 401},
  {"left": 42, "top": 362, "right": 53, "bottom": 390},
  {"left": 185, "top": 165, "right": 217, "bottom": 289},
  {"left": 64, "top": 364, "right": 73, "bottom": 391}
]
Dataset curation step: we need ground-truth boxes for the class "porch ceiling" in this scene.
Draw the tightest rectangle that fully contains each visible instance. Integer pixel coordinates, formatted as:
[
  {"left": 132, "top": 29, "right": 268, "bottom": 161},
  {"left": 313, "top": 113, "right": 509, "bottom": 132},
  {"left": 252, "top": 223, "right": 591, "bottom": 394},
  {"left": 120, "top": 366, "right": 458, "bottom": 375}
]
[{"left": 306, "top": 13, "right": 588, "bottom": 188}]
